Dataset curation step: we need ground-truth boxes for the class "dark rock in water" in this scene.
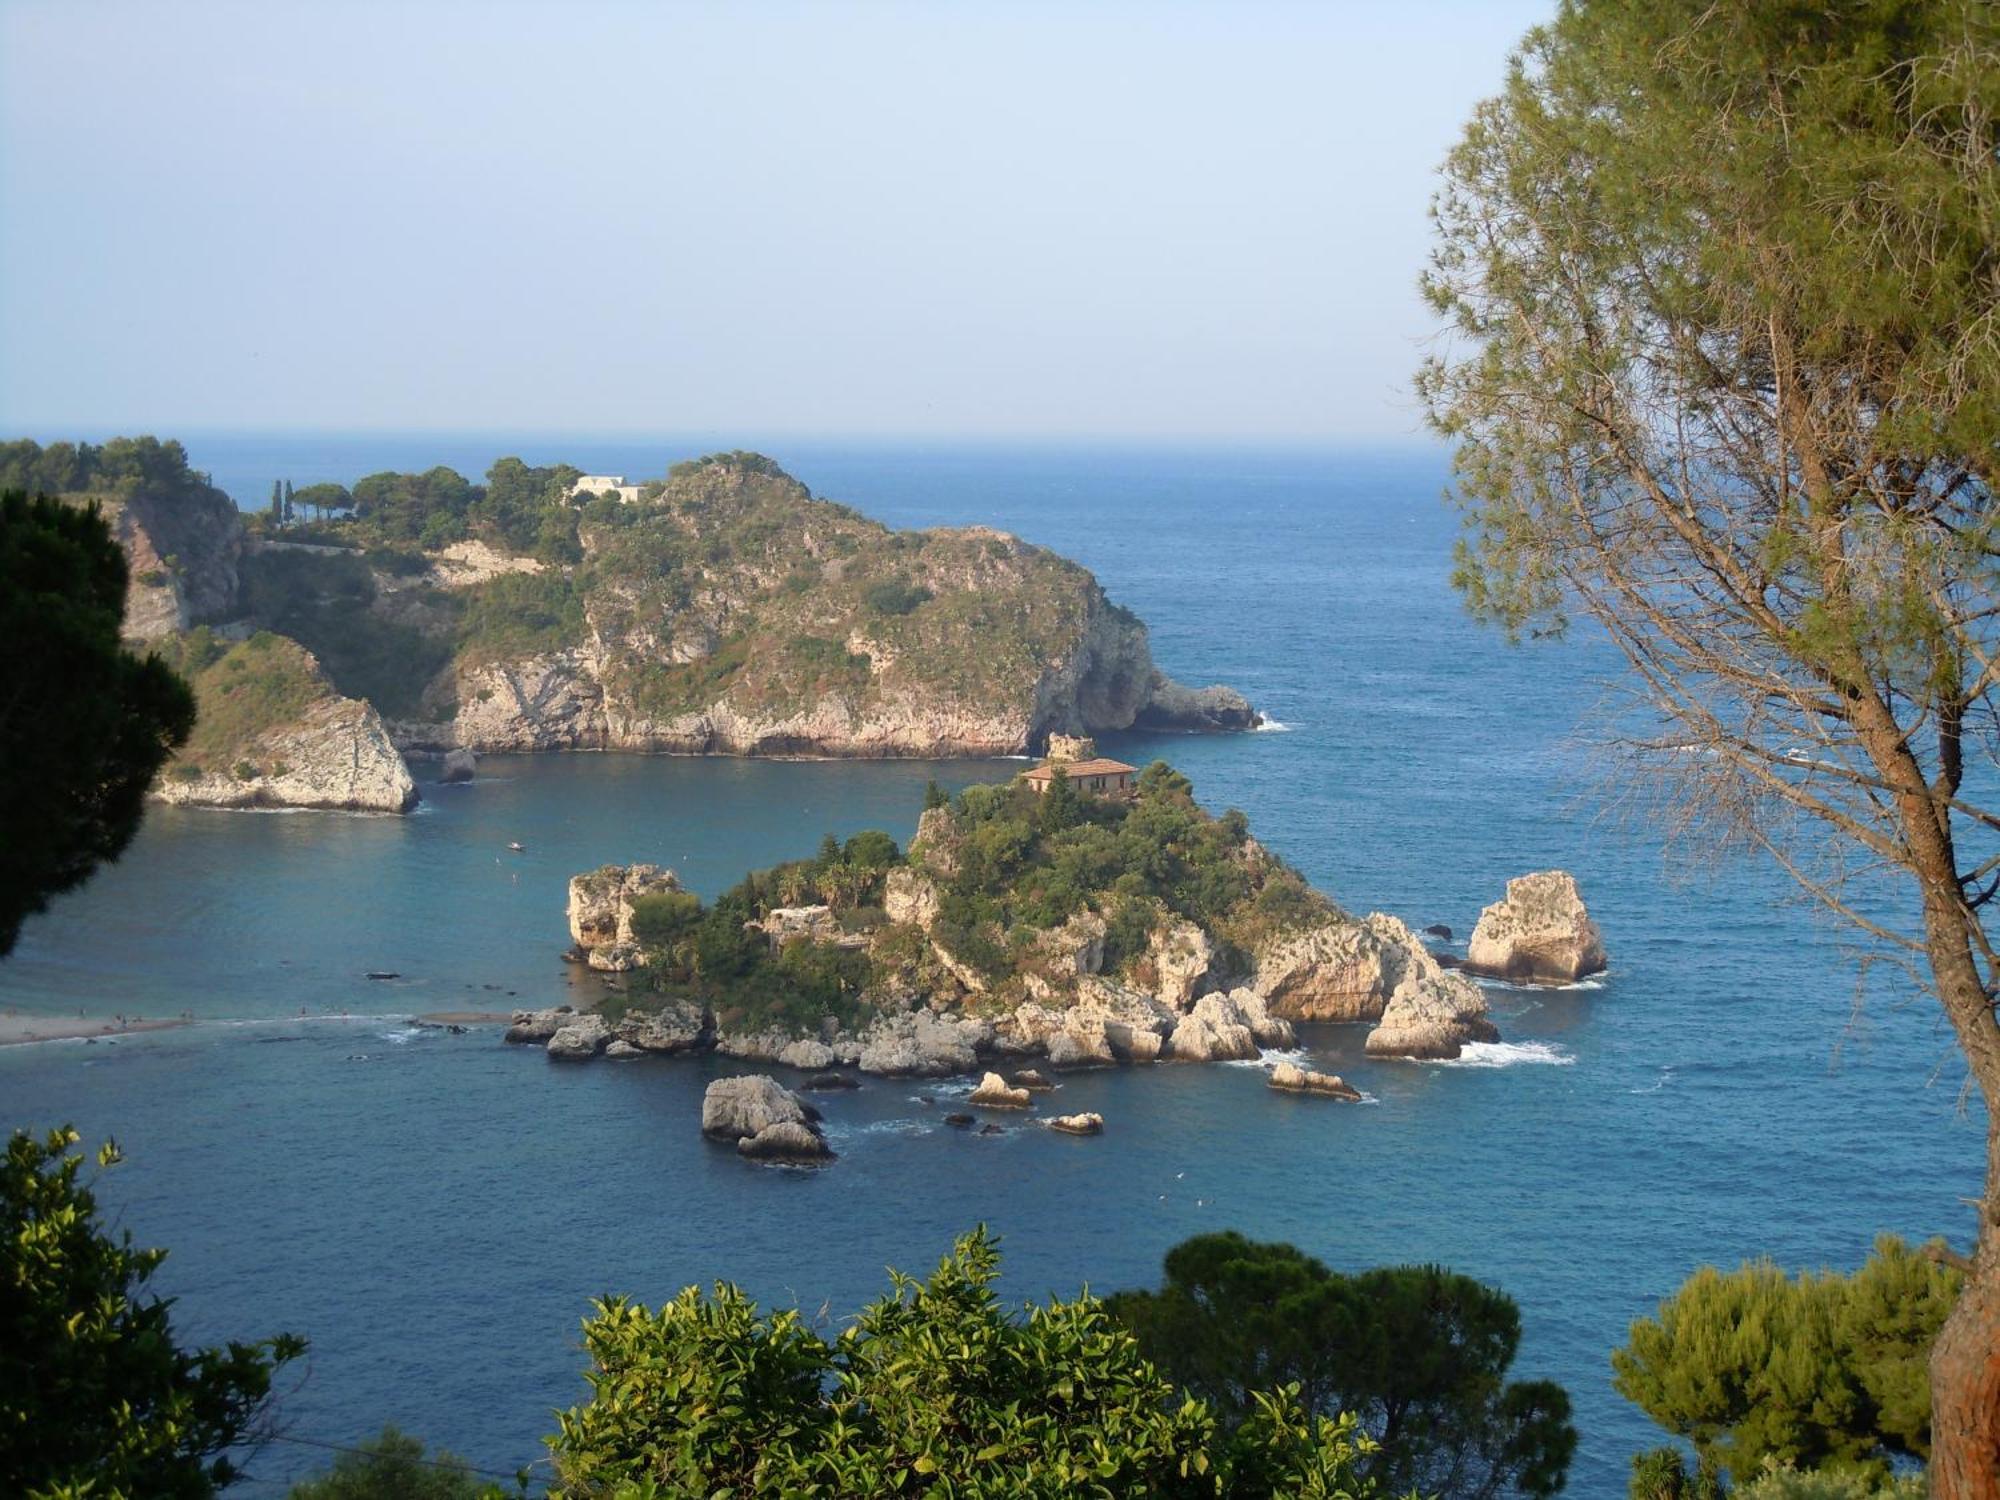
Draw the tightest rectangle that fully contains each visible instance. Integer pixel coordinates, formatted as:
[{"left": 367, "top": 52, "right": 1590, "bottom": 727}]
[
  {"left": 447, "top": 1024, "right": 467, "bottom": 1035},
  {"left": 978, "top": 1123, "right": 1005, "bottom": 1136},
  {"left": 1434, "top": 952, "right": 1465, "bottom": 970},
  {"left": 916, "top": 1094, "right": 936, "bottom": 1106},
  {"left": 944, "top": 1112, "right": 975, "bottom": 1128},
  {"left": 1424, "top": 924, "right": 1453, "bottom": 941},
  {"left": 365, "top": 971, "right": 400, "bottom": 981},
  {"left": 802, "top": 1073, "right": 861, "bottom": 1092},
  {"left": 441, "top": 747, "right": 478, "bottom": 783},
  {"left": 1011, "top": 1068, "right": 1055, "bottom": 1092}
]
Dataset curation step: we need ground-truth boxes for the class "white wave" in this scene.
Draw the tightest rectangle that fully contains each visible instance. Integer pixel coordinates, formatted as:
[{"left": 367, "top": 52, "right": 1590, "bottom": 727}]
[
  {"left": 824, "top": 1118, "right": 930, "bottom": 1140},
  {"left": 1628, "top": 1066, "right": 1675, "bottom": 1094},
  {"left": 1431, "top": 1040, "right": 1575, "bottom": 1069},
  {"left": 1471, "top": 973, "right": 1608, "bottom": 994},
  {"left": 1252, "top": 718, "right": 1294, "bottom": 733},
  {"left": 1220, "top": 1046, "right": 1313, "bottom": 1069}
]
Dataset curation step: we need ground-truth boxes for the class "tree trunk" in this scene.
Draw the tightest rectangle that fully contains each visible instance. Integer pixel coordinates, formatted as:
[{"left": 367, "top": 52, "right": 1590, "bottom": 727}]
[{"left": 1931, "top": 1119, "right": 2000, "bottom": 1500}]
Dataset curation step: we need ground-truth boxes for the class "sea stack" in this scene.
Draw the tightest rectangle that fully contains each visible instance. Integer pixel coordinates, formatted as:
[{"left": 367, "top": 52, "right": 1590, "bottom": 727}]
[{"left": 1463, "top": 871, "right": 1607, "bottom": 984}]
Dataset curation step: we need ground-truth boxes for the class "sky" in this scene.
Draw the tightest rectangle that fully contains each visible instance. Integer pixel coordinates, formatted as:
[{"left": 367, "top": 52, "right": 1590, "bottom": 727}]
[{"left": 0, "top": 0, "right": 1548, "bottom": 443}]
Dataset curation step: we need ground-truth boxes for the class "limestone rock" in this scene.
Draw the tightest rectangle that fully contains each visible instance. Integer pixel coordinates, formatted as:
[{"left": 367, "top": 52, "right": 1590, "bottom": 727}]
[
  {"left": 614, "top": 1001, "right": 710, "bottom": 1054},
  {"left": 567, "top": 864, "right": 682, "bottom": 969},
  {"left": 1251, "top": 917, "right": 1393, "bottom": 1022},
  {"left": 547, "top": 1014, "right": 611, "bottom": 1060},
  {"left": 856, "top": 1010, "right": 990, "bottom": 1076},
  {"left": 1046, "top": 1030, "right": 1114, "bottom": 1068},
  {"left": 758, "top": 905, "right": 842, "bottom": 944},
  {"left": 1134, "top": 676, "right": 1260, "bottom": 732},
  {"left": 701, "top": 1074, "right": 822, "bottom": 1141},
  {"left": 440, "top": 747, "right": 478, "bottom": 783},
  {"left": 604, "top": 1038, "right": 643, "bottom": 1060},
  {"left": 1268, "top": 1060, "right": 1361, "bottom": 1101},
  {"left": 113, "top": 488, "right": 243, "bottom": 643},
  {"left": 968, "top": 1071, "right": 1032, "bottom": 1108},
  {"left": 1011, "top": 1068, "right": 1054, "bottom": 1092},
  {"left": 1464, "top": 871, "right": 1607, "bottom": 983},
  {"left": 715, "top": 1027, "right": 793, "bottom": 1062},
  {"left": 802, "top": 1073, "right": 860, "bottom": 1092},
  {"left": 1146, "top": 917, "right": 1214, "bottom": 1009},
  {"left": 504, "top": 1006, "right": 573, "bottom": 1043},
  {"left": 884, "top": 868, "right": 942, "bottom": 929},
  {"left": 1030, "top": 912, "right": 1107, "bottom": 980},
  {"left": 1167, "top": 992, "right": 1261, "bottom": 1062},
  {"left": 1045, "top": 733, "right": 1097, "bottom": 762},
  {"left": 778, "top": 1037, "right": 839, "bottom": 1071},
  {"left": 1048, "top": 1112, "right": 1104, "bottom": 1136},
  {"left": 1224, "top": 987, "right": 1296, "bottom": 1049},
  {"left": 737, "top": 1121, "right": 834, "bottom": 1164},
  {"left": 1363, "top": 946, "right": 1499, "bottom": 1061}
]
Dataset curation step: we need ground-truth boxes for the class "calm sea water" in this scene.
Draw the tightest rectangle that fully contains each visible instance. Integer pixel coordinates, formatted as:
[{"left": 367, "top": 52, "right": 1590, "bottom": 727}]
[{"left": 0, "top": 438, "right": 1981, "bottom": 1496}]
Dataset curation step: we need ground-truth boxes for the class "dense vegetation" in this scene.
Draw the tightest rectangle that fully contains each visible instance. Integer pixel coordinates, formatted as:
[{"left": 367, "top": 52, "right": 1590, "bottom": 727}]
[
  {"left": 0, "top": 491, "right": 194, "bottom": 955},
  {"left": 1615, "top": 1237, "right": 1962, "bottom": 1487},
  {"left": 920, "top": 762, "right": 1326, "bottom": 985},
  {"left": 1105, "top": 1232, "right": 1576, "bottom": 1500},
  {"left": 0, "top": 436, "right": 225, "bottom": 508},
  {"left": 1, "top": 1128, "right": 303, "bottom": 1498},
  {"left": 547, "top": 1227, "right": 1383, "bottom": 1498},
  {"left": 622, "top": 829, "right": 901, "bottom": 1035},
  {"left": 267, "top": 456, "right": 584, "bottom": 563}
]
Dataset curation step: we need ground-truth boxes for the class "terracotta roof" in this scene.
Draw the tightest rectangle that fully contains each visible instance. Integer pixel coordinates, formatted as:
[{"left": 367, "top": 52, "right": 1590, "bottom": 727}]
[{"left": 1024, "top": 758, "right": 1138, "bottom": 780}]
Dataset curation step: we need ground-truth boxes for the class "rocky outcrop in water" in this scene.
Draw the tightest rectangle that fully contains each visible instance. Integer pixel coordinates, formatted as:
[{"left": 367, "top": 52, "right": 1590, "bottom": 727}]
[
  {"left": 968, "top": 1072, "right": 1032, "bottom": 1108},
  {"left": 701, "top": 1075, "right": 833, "bottom": 1163},
  {"left": 1047, "top": 1112, "right": 1104, "bottom": 1136},
  {"left": 566, "top": 864, "right": 682, "bottom": 971},
  {"left": 1463, "top": 871, "right": 1607, "bottom": 984},
  {"left": 1268, "top": 1061, "right": 1361, "bottom": 1100},
  {"left": 1363, "top": 919, "right": 1500, "bottom": 1059},
  {"left": 440, "top": 747, "right": 478, "bottom": 783}
]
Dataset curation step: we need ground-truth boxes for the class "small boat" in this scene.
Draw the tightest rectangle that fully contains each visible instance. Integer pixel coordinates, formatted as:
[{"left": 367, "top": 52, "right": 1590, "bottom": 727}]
[{"left": 506, "top": 841, "right": 526, "bottom": 853}]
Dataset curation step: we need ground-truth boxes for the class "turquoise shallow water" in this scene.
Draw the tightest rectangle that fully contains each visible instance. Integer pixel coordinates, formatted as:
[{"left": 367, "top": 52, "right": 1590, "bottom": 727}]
[{"left": 0, "top": 440, "right": 1983, "bottom": 1495}]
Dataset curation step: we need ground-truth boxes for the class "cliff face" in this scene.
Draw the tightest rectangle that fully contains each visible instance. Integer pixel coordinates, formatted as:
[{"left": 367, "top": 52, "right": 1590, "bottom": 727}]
[
  {"left": 244, "top": 455, "right": 1255, "bottom": 757},
  {"left": 150, "top": 633, "right": 417, "bottom": 813},
  {"left": 108, "top": 488, "right": 243, "bottom": 643}
]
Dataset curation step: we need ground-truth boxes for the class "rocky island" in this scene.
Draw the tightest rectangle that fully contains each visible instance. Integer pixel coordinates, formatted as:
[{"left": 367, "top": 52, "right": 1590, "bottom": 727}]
[
  {"left": 512, "top": 744, "right": 1516, "bottom": 1081},
  {"left": 9, "top": 437, "right": 1259, "bottom": 808}
]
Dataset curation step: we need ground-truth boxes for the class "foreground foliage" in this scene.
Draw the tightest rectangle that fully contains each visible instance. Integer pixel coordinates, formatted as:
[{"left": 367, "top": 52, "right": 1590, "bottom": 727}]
[
  {"left": 1105, "top": 1231, "right": 1575, "bottom": 1499},
  {"left": 1614, "top": 1236, "right": 1961, "bottom": 1485},
  {"left": 0, "top": 491, "right": 194, "bottom": 955},
  {"left": 285, "top": 1426, "right": 511, "bottom": 1499},
  {"left": 547, "top": 1228, "right": 1386, "bottom": 1498},
  {"left": 0, "top": 1127, "right": 304, "bottom": 1499}
]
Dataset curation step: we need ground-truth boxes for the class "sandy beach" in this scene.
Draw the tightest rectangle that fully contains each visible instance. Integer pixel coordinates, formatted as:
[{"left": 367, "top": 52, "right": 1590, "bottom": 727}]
[{"left": 0, "top": 1012, "right": 192, "bottom": 1047}]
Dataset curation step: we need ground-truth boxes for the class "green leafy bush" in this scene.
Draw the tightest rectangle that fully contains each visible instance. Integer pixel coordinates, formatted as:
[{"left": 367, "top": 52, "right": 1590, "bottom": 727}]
[
  {"left": 2, "top": 1127, "right": 304, "bottom": 1498},
  {"left": 285, "top": 1425, "right": 509, "bottom": 1499},
  {"left": 863, "top": 578, "right": 934, "bottom": 615},
  {"left": 547, "top": 1228, "right": 1385, "bottom": 1498}
]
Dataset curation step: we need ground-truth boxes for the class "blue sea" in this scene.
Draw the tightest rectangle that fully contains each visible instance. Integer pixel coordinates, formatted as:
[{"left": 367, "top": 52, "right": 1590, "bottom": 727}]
[{"left": 0, "top": 437, "right": 1980, "bottom": 1496}]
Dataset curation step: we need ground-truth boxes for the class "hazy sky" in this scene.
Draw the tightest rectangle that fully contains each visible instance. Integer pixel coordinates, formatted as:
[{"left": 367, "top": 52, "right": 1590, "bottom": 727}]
[{"left": 1, "top": 1, "right": 1547, "bottom": 442}]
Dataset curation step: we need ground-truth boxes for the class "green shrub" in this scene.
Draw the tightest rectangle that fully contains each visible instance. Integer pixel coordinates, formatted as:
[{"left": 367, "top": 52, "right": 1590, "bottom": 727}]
[
  {"left": 1614, "top": 1236, "right": 1961, "bottom": 1484},
  {"left": 863, "top": 579, "right": 933, "bottom": 615},
  {"left": 285, "top": 1425, "right": 507, "bottom": 1499}
]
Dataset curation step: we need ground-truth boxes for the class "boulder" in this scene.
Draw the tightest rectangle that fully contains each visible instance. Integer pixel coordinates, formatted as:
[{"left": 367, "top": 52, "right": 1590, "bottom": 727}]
[
  {"left": 546, "top": 1014, "right": 611, "bottom": 1060},
  {"left": 1251, "top": 917, "right": 1394, "bottom": 1022},
  {"left": 1048, "top": 1112, "right": 1105, "bottom": 1136},
  {"left": 778, "top": 1037, "right": 839, "bottom": 1071},
  {"left": 1424, "top": 924, "right": 1453, "bottom": 941},
  {"left": 1046, "top": 1030, "right": 1115, "bottom": 1068},
  {"left": 758, "top": 905, "right": 861, "bottom": 947},
  {"left": 715, "top": 1026, "right": 793, "bottom": 1062},
  {"left": 701, "top": 1075, "right": 823, "bottom": 1141},
  {"left": 968, "top": 1071, "right": 1032, "bottom": 1108},
  {"left": 1268, "top": 1060, "right": 1361, "bottom": 1101},
  {"left": 504, "top": 1006, "right": 574, "bottom": 1044},
  {"left": 1463, "top": 871, "right": 1607, "bottom": 983},
  {"left": 1072, "top": 978, "right": 1176, "bottom": 1061},
  {"left": 944, "top": 1112, "right": 975, "bottom": 1128},
  {"left": 614, "top": 1000, "right": 710, "bottom": 1054},
  {"left": 1167, "top": 992, "right": 1261, "bottom": 1063},
  {"left": 440, "top": 747, "right": 478, "bottom": 783},
  {"left": 604, "top": 1038, "right": 644, "bottom": 1060},
  {"left": 856, "top": 1010, "right": 990, "bottom": 1076},
  {"left": 567, "top": 864, "right": 682, "bottom": 969},
  {"left": 737, "top": 1121, "right": 835, "bottom": 1164},
  {"left": 1221, "top": 987, "right": 1295, "bottom": 1049},
  {"left": 1011, "top": 1068, "right": 1055, "bottom": 1092},
  {"left": 1364, "top": 956, "right": 1499, "bottom": 1061},
  {"left": 1146, "top": 917, "right": 1215, "bottom": 1009}
]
